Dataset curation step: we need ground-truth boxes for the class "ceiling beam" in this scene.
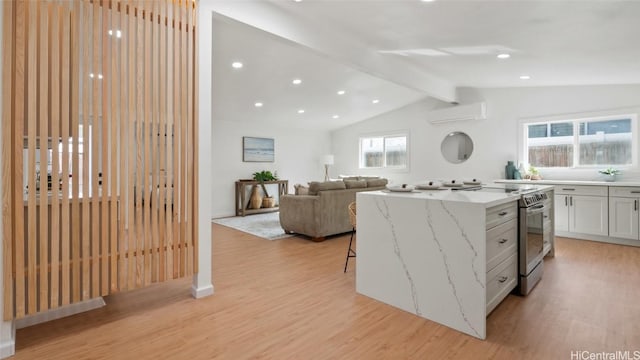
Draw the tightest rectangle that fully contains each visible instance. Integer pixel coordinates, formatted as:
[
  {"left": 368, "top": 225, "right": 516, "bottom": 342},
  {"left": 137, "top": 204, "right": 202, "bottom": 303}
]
[{"left": 208, "top": 1, "right": 458, "bottom": 103}]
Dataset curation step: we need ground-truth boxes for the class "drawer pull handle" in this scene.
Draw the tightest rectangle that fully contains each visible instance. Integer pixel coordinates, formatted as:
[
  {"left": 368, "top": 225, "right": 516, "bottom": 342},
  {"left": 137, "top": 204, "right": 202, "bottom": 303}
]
[
  {"left": 561, "top": 188, "right": 575, "bottom": 191},
  {"left": 498, "top": 276, "right": 508, "bottom": 283},
  {"left": 498, "top": 211, "right": 508, "bottom": 216},
  {"left": 498, "top": 238, "right": 508, "bottom": 244},
  {"left": 631, "top": 191, "right": 640, "bottom": 194}
]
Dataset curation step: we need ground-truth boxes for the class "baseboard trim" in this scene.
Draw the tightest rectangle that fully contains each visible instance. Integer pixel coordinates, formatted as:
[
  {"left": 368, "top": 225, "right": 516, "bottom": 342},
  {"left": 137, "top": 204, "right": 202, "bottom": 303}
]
[
  {"left": 0, "top": 339, "right": 14, "bottom": 359},
  {"left": 191, "top": 284, "right": 214, "bottom": 299},
  {"left": 15, "top": 297, "right": 106, "bottom": 330}
]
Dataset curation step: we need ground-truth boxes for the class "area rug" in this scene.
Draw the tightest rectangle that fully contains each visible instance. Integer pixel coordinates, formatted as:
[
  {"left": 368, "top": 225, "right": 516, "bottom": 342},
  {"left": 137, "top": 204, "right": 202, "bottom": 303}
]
[{"left": 212, "top": 212, "right": 294, "bottom": 241}]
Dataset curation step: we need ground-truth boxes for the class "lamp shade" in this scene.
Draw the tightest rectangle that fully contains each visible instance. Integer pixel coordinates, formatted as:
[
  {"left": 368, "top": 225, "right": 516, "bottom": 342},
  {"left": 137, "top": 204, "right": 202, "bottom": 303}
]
[{"left": 322, "top": 155, "right": 334, "bottom": 165}]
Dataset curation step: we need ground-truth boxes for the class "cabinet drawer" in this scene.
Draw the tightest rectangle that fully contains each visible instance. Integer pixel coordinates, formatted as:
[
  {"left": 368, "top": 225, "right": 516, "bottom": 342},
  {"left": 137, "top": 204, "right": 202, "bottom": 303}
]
[
  {"left": 486, "top": 253, "right": 517, "bottom": 315},
  {"left": 486, "top": 218, "right": 517, "bottom": 272},
  {"left": 555, "top": 185, "right": 607, "bottom": 197},
  {"left": 486, "top": 201, "right": 518, "bottom": 230},
  {"left": 609, "top": 187, "right": 640, "bottom": 198}
]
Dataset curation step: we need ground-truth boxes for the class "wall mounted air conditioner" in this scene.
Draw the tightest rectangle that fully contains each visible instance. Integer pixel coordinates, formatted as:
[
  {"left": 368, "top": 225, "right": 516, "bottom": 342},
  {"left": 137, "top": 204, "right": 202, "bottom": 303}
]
[{"left": 427, "top": 102, "right": 487, "bottom": 124}]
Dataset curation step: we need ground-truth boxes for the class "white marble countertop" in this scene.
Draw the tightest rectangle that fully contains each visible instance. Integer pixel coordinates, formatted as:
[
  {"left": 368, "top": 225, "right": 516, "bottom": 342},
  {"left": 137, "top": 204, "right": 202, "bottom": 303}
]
[
  {"left": 495, "top": 179, "right": 640, "bottom": 187},
  {"left": 363, "top": 182, "right": 555, "bottom": 208},
  {"left": 362, "top": 188, "right": 516, "bottom": 208}
]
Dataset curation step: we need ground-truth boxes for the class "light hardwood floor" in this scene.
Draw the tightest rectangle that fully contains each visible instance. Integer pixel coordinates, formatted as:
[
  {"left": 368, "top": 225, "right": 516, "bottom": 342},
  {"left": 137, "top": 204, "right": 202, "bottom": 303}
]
[{"left": 14, "top": 225, "right": 640, "bottom": 359}]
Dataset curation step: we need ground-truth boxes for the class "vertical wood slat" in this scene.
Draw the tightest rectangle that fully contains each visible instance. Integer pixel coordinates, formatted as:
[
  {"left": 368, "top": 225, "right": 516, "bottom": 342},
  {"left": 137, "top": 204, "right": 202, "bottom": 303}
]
[
  {"left": 172, "top": 0, "right": 180, "bottom": 279},
  {"left": 158, "top": 0, "right": 167, "bottom": 283},
  {"left": 100, "top": 0, "right": 110, "bottom": 297},
  {"left": 135, "top": 0, "right": 144, "bottom": 288},
  {"left": 2, "top": 0, "right": 15, "bottom": 320},
  {"left": 119, "top": 0, "right": 130, "bottom": 292},
  {"left": 12, "top": 0, "right": 25, "bottom": 319},
  {"left": 81, "top": 0, "right": 91, "bottom": 301},
  {"left": 151, "top": 0, "right": 159, "bottom": 284},
  {"left": 71, "top": 0, "right": 81, "bottom": 304},
  {"left": 143, "top": 0, "right": 152, "bottom": 286},
  {"left": 60, "top": 0, "right": 72, "bottom": 307},
  {"left": 165, "top": 0, "right": 174, "bottom": 280},
  {"left": 38, "top": 1, "right": 50, "bottom": 312},
  {"left": 27, "top": 0, "right": 39, "bottom": 315},
  {"left": 127, "top": 0, "right": 136, "bottom": 291},
  {"left": 3, "top": 0, "right": 198, "bottom": 319},
  {"left": 179, "top": 0, "right": 188, "bottom": 277},
  {"left": 90, "top": 0, "right": 100, "bottom": 299},
  {"left": 110, "top": 1, "right": 120, "bottom": 293},
  {"left": 49, "top": 3, "right": 61, "bottom": 310}
]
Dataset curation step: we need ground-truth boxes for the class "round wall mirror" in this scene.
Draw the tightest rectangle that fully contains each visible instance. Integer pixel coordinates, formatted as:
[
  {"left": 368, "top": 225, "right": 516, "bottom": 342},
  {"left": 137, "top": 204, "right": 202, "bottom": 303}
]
[{"left": 441, "top": 132, "right": 474, "bottom": 164}]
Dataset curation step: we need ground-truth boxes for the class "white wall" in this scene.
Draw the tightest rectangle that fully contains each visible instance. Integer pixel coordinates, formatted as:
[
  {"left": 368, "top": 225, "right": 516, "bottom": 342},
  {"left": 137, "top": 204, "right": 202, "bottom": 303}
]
[
  {"left": 332, "top": 84, "right": 640, "bottom": 184},
  {"left": 211, "top": 119, "right": 331, "bottom": 218}
]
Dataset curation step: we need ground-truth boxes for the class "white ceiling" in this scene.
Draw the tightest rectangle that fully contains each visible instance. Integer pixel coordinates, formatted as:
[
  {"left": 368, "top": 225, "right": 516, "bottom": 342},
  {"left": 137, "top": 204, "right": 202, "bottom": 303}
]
[{"left": 211, "top": 0, "right": 640, "bottom": 131}]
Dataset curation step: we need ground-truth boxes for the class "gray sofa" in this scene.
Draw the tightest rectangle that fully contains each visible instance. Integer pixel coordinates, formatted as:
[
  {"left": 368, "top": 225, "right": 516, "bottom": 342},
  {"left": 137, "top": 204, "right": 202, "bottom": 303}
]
[{"left": 279, "top": 178, "right": 388, "bottom": 241}]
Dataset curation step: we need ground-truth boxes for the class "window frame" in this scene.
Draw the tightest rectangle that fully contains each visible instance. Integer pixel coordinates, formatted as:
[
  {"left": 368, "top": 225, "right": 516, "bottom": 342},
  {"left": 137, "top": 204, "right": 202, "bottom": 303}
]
[
  {"left": 519, "top": 112, "right": 638, "bottom": 170},
  {"left": 358, "top": 132, "right": 410, "bottom": 171}
]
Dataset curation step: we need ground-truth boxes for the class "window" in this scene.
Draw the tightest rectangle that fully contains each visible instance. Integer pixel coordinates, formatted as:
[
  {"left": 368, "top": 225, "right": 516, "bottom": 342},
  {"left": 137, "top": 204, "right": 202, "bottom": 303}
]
[
  {"left": 359, "top": 134, "right": 408, "bottom": 169},
  {"left": 524, "top": 115, "right": 635, "bottom": 168}
]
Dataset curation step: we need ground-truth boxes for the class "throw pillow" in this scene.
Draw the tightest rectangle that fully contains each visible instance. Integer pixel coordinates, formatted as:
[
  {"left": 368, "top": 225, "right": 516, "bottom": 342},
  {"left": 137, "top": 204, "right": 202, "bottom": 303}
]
[
  {"left": 366, "top": 178, "right": 388, "bottom": 188},
  {"left": 344, "top": 180, "right": 367, "bottom": 189},
  {"left": 308, "top": 180, "right": 347, "bottom": 195},
  {"left": 294, "top": 184, "right": 309, "bottom": 195}
]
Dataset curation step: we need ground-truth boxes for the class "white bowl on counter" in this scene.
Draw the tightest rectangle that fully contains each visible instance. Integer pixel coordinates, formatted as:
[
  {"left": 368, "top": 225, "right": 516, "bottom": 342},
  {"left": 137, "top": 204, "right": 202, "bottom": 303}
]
[
  {"left": 387, "top": 184, "right": 416, "bottom": 192},
  {"left": 443, "top": 180, "right": 463, "bottom": 187},
  {"left": 416, "top": 180, "right": 442, "bottom": 190}
]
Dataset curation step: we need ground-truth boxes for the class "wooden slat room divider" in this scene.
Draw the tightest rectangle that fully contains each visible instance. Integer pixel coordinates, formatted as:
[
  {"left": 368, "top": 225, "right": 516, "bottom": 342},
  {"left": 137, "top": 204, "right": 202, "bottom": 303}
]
[{"left": 1, "top": 0, "right": 198, "bottom": 320}]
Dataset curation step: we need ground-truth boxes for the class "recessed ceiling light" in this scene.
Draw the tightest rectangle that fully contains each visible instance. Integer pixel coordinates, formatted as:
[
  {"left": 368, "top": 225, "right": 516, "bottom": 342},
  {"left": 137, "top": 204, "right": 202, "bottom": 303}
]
[
  {"left": 254, "top": 102, "right": 263, "bottom": 107},
  {"left": 116, "top": 30, "right": 122, "bottom": 38},
  {"left": 292, "top": 79, "right": 302, "bottom": 85},
  {"left": 337, "top": 90, "right": 346, "bottom": 95},
  {"left": 372, "top": 99, "right": 380, "bottom": 104},
  {"left": 332, "top": 115, "right": 339, "bottom": 119},
  {"left": 497, "top": 53, "right": 510, "bottom": 59},
  {"left": 298, "top": 109, "right": 305, "bottom": 114},
  {"left": 89, "top": 73, "right": 94, "bottom": 78},
  {"left": 231, "top": 62, "right": 243, "bottom": 69},
  {"left": 97, "top": 74, "right": 103, "bottom": 79},
  {"left": 421, "top": 0, "right": 435, "bottom": 2},
  {"left": 294, "top": 0, "right": 302, "bottom": 2},
  {"left": 520, "top": 75, "right": 531, "bottom": 80}
]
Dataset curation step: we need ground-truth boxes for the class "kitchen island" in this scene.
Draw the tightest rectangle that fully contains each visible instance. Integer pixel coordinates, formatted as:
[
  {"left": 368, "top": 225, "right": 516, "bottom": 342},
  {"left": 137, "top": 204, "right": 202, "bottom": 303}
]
[{"left": 355, "top": 186, "right": 539, "bottom": 339}]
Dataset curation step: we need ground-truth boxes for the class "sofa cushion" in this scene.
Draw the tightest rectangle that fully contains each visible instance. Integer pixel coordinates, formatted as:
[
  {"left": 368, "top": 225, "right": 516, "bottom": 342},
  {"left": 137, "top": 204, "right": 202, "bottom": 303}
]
[
  {"left": 308, "top": 180, "right": 347, "bottom": 195},
  {"left": 344, "top": 180, "right": 367, "bottom": 189},
  {"left": 294, "top": 184, "right": 309, "bottom": 195},
  {"left": 366, "top": 178, "right": 388, "bottom": 188}
]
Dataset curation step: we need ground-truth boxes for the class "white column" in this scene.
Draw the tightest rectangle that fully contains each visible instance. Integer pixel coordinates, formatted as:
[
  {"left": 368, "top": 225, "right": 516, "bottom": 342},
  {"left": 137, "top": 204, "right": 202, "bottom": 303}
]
[
  {"left": 0, "top": 4, "right": 17, "bottom": 358},
  {"left": 191, "top": 2, "right": 214, "bottom": 299}
]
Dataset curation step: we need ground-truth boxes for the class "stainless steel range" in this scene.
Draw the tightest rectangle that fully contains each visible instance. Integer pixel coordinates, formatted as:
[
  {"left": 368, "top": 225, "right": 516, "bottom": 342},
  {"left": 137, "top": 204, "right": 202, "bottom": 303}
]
[
  {"left": 518, "top": 191, "right": 551, "bottom": 295},
  {"left": 462, "top": 184, "right": 552, "bottom": 295}
]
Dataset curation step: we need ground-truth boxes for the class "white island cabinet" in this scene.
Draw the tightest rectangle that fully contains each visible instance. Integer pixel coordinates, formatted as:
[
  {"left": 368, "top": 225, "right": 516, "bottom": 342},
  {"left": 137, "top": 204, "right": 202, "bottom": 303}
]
[{"left": 355, "top": 189, "right": 519, "bottom": 340}]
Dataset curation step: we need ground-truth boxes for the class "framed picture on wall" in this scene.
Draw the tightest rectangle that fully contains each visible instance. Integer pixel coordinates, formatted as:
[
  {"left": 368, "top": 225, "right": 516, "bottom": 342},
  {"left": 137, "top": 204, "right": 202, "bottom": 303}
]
[{"left": 243, "top": 136, "right": 275, "bottom": 162}]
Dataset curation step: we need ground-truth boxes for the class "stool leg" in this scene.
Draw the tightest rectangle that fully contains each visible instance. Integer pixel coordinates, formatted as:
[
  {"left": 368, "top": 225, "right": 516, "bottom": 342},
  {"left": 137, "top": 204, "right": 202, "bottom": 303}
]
[{"left": 344, "top": 228, "right": 356, "bottom": 273}]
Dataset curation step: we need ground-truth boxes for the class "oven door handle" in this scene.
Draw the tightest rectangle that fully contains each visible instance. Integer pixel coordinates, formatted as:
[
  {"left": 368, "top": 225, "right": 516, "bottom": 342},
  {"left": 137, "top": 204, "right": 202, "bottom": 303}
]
[{"left": 526, "top": 204, "right": 548, "bottom": 214}]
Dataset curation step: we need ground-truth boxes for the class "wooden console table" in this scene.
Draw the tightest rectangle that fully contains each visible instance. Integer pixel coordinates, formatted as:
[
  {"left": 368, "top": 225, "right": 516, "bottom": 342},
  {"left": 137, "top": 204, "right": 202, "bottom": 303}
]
[{"left": 235, "top": 180, "right": 289, "bottom": 216}]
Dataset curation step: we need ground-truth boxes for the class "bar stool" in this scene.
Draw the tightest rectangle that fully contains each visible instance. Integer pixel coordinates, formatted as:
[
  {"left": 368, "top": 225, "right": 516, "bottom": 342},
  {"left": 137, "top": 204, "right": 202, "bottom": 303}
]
[{"left": 344, "top": 202, "right": 357, "bottom": 273}]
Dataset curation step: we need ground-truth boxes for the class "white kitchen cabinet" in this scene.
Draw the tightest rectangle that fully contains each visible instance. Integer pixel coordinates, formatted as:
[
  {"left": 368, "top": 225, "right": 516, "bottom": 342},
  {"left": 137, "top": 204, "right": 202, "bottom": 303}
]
[
  {"left": 554, "top": 194, "right": 569, "bottom": 232},
  {"left": 609, "top": 187, "right": 640, "bottom": 241},
  {"left": 555, "top": 186, "right": 608, "bottom": 236}
]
